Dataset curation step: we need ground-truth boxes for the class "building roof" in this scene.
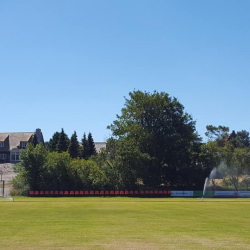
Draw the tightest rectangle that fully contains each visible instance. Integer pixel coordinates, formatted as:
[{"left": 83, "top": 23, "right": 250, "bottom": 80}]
[
  {"left": 0, "top": 132, "right": 34, "bottom": 150},
  {"left": 0, "top": 134, "right": 8, "bottom": 141}
]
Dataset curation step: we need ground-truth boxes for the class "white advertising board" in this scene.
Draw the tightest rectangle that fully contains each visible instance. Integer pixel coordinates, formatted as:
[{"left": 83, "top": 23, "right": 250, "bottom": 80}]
[
  {"left": 171, "top": 191, "right": 193, "bottom": 197},
  {"left": 214, "top": 191, "right": 237, "bottom": 197},
  {"left": 238, "top": 191, "right": 250, "bottom": 197}
]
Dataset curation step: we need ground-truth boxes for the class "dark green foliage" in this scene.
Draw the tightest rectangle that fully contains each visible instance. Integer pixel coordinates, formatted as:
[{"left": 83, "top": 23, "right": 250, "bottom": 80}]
[
  {"left": 15, "top": 90, "right": 250, "bottom": 193},
  {"left": 81, "top": 132, "right": 97, "bottom": 160},
  {"left": 205, "top": 125, "right": 230, "bottom": 140},
  {"left": 68, "top": 131, "right": 80, "bottom": 158},
  {"left": 20, "top": 144, "right": 48, "bottom": 190},
  {"left": 205, "top": 125, "right": 229, "bottom": 147},
  {"left": 48, "top": 129, "right": 70, "bottom": 153},
  {"left": 87, "top": 132, "right": 97, "bottom": 157},
  {"left": 44, "top": 141, "right": 50, "bottom": 151},
  {"left": 236, "top": 130, "right": 250, "bottom": 148},
  {"left": 48, "top": 130, "right": 97, "bottom": 160},
  {"left": 48, "top": 132, "right": 60, "bottom": 152},
  {"left": 108, "top": 90, "right": 204, "bottom": 189},
  {"left": 205, "top": 126, "right": 250, "bottom": 150},
  {"left": 57, "top": 128, "right": 70, "bottom": 153},
  {"left": 81, "top": 133, "right": 88, "bottom": 159},
  {"left": 92, "top": 138, "right": 122, "bottom": 189},
  {"left": 228, "top": 130, "right": 250, "bottom": 148},
  {"left": 15, "top": 145, "right": 108, "bottom": 192},
  {"left": 32, "top": 133, "right": 39, "bottom": 147},
  {"left": 70, "top": 158, "right": 107, "bottom": 190},
  {"left": 45, "top": 151, "right": 72, "bottom": 190},
  {"left": 204, "top": 125, "right": 250, "bottom": 190}
]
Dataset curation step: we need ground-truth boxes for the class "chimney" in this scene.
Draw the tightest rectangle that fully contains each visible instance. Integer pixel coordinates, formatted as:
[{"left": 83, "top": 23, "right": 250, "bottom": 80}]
[{"left": 35, "top": 128, "right": 44, "bottom": 144}]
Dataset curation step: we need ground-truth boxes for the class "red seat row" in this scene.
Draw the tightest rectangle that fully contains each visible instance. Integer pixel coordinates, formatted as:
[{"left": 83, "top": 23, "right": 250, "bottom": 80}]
[{"left": 29, "top": 190, "right": 171, "bottom": 196}]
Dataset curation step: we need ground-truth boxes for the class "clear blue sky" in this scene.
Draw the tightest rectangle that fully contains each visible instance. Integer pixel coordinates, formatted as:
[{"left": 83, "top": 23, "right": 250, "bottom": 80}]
[{"left": 1, "top": 1, "right": 250, "bottom": 142}]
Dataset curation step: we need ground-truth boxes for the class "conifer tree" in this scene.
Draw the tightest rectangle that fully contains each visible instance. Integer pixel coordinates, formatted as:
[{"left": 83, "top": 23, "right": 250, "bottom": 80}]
[
  {"left": 68, "top": 131, "right": 80, "bottom": 158},
  {"left": 48, "top": 132, "right": 60, "bottom": 152},
  {"left": 32, "top": 133, "right": 39, "bottom": 147},
  {"left": 88, "top": 132, "right": 97, "bottom": 157},
  {"left": 57, "top": 128, "right": 70, "bottom": 153},
  {"left": 81, "top": 133, "right": 88, "bottom": 160}
]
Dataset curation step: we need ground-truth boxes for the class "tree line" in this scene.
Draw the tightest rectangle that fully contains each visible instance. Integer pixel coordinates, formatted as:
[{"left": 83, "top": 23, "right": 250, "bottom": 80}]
[
  {"left": 12, "top": 90, "right": 250, "bottom": 195},
  {"left": 204, "top": 126, "right": 250, "bottom": 190},
  {"left": 46, "top": 129, "right": 97, "bottom": 159}
]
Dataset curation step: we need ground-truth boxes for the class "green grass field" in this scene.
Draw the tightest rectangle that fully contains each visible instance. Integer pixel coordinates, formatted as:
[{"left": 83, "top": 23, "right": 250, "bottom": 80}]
[{"left": 0, "top": 197, "right": 250, "bottom": 250}]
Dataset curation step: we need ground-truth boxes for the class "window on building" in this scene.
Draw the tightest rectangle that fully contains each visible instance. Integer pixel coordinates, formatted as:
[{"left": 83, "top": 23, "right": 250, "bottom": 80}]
[
  {"left": 21, "top": 142, "right": 27, "bottom": 149},
  {"left": 11, "top": 154, "right": 15, "bottom": 161},
  {"left": 0, "top": 141, "right": 4, "bottom": 147},
  {"left": 11, "top": 152, "right": 19, "bottom": 161},
  {"left": 0, "top": 154, "right": 6, "bottom": 159}
]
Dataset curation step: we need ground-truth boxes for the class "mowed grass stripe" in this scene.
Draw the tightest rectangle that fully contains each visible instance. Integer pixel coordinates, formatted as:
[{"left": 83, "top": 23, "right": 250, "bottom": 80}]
[{"left": 0, "top": 197, "right": 250, "bottom": 250}]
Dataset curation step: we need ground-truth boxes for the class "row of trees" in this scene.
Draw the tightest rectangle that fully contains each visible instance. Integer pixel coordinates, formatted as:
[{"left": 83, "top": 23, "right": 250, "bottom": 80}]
[
  {"left": 204, "top": 126, "right": 250, "bottom": 190},
  {"left": 46, "top": 129, "right": 97, "bottom": 159},
  {"left": 12, "top": 145, "right": 108, "bottom": 192},
  {"left": 12, "top": 90, "right": 250, "bottom": 194}
]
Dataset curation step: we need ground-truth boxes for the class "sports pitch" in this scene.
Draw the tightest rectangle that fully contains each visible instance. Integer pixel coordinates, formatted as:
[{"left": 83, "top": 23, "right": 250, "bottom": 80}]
[{"left": 0, "top": 197, "right": 249, "bottom": 250}]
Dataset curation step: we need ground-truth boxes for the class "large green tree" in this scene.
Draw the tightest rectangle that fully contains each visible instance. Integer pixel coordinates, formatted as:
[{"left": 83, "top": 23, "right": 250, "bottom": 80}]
[
  {"left": 108, "top": 90, "right": 204, "bottom": 188},
  {"left": 81, "top": 133, "right": 88, "bottom": 160},
  {"left": 68, "top": 131, "right": 80, "bottom": 158},
  {"left": 57, "top": 128, "right": 70, "bottom": 153},
  {"left": 31, "top": 133, "right": 39, "bottom": 147},
  {"left": 20, "top": 144, "right": 48, "bottom": 190},
  {"left": 228, "top": 130, "right": 250, "bottom": 148},
  {"left": 48, "top": 131, "right": 60, "bottom": 152},
  {"left": 87, "top": 132, "right": 97, "bottom": 157},
  {"left": 81, "top": 132, "right": 97, "bottom": 160}
]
